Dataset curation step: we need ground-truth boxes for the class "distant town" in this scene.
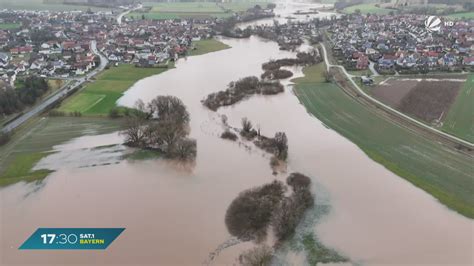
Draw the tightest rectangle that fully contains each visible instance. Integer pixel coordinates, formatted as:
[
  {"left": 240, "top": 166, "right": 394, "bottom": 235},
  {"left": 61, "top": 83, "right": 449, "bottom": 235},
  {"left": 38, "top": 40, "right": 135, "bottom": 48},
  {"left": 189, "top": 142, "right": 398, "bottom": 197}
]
[
  {"left": 328, "top": 13, "right": 474, "bottom": 75},
  {"left": 0, "top": 1, "right": 473, "bottom": 266},
  {"left": 0, "top": 6, "right": 218, "bottom": 84},
  {"left": 1, "top": 4, "right": 473, "bottom": 88}
]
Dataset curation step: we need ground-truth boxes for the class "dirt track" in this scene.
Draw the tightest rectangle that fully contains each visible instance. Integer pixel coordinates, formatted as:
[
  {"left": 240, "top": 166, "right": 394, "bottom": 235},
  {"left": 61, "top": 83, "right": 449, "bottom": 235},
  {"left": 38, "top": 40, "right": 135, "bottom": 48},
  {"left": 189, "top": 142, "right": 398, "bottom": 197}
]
[{"left": 331, "top": 70, "right": 473, "bottom": 154}]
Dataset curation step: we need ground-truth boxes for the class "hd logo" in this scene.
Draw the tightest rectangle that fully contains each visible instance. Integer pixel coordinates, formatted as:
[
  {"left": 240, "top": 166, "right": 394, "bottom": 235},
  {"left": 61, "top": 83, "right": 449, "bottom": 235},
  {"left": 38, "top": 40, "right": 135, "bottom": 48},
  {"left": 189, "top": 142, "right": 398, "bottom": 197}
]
[
  {"left": 424, "top": 15, "right": 454, "bottom": 32},
  {"left": 424, "top": 16, "right": 441, "bottom": 32}
]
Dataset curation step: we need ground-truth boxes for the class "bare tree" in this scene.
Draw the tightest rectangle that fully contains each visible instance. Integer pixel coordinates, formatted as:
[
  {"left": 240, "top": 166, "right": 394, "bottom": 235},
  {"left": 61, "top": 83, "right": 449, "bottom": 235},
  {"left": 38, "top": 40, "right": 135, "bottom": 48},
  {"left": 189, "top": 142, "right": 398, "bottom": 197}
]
[
  {"left": 169, "top": 138, "right": 197, "bottom": 160},
  {"left": 221, "top": 114, "right": 228, "bottom": 125},
  {"left": 122, "top": 96, "right": 195, "bottom": 159},
  {"left": 241, "top": 117, "right": 253, "bottom": 133},
  {"left": 273, "top": 132, "right": 288, "bottom": 160},
  {"left": 121, "top": 116, "right": 148, "bottom": 147},
  {"left": 134, "top": 99, "right": 152, "bottom": 119},
  {"left": 225, "top": 180, "right": 285, "bottom": 241},
  {"left": 147, "top": 96, "right": 190, "bottom": 151},
  {"left": 239, "top": 245, "right": 274, "bottom": 266},
  {"left": 272, "top": 173, "right": 314, "bottom": 242},
  {"left": 148, "top": 95, "right": 189, "bottom": 125}
]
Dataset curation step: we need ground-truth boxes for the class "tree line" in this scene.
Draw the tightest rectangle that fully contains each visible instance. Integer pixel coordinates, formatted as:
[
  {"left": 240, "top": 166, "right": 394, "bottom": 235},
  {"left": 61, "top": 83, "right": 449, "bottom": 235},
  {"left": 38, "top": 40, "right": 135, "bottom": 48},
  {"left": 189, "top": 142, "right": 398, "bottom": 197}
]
[
  {"left": 121, "top": 95, "right": 197, "bottom": 160},
  {"left": 0, "top": 76, "right": 49, "bottom": 116},
  {"left": 225, "top": 173, "right": 314, "bottom": 244}
]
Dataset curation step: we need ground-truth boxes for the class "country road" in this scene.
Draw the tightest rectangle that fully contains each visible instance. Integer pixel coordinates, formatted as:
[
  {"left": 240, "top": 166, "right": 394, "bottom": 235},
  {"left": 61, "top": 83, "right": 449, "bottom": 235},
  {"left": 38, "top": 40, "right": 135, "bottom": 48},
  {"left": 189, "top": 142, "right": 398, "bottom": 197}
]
[
  {"left": 320, "top": 43, "right": 474, "bottom": 148},
  {"left": 1, "top": 41, "right": 108, "bottom": 133},
  {"left": 117, "top": 4, "right": 142, "bottom": 25},
  {"left": 2, "top": 5, "right": 141, "bottom": 134}
]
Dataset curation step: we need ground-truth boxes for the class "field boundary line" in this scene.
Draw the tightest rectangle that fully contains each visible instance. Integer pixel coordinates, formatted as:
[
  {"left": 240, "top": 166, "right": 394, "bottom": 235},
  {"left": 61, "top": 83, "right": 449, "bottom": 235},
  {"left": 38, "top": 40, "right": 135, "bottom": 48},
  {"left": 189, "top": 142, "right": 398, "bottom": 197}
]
[{"left": 320, "top": 43, "right": 474, "bottom": 149}]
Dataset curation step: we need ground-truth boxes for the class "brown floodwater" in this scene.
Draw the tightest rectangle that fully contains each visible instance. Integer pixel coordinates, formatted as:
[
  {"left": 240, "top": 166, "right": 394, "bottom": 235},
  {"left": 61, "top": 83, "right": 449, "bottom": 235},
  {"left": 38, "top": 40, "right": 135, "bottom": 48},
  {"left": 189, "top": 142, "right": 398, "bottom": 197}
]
[
  {"left": 1, "top": 5, "right": 473, "bottom": 266},
  {"left": 237, "top": 1, "right": 338, "bottom": 29}
]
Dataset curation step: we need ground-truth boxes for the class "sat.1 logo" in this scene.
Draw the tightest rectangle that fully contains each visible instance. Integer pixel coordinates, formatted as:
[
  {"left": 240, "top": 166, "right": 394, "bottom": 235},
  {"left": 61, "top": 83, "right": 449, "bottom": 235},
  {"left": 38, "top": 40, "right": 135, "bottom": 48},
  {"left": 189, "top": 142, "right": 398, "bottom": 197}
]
[{"left": 424, "top": 15, "right": 454, "bottom": 32}]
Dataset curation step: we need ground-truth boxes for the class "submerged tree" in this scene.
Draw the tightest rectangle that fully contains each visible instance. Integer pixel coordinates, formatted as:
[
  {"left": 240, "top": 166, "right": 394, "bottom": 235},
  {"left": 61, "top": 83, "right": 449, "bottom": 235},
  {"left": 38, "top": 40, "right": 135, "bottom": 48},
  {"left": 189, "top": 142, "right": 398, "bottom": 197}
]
[
  {"left": 239, "top": 245, "right": 274, "bottom": 266},
  {"left": 273, "top": 132, "right": 288, "bottom": 160},
  {"left": 225, "top": 173, "right": 315, "bottom": 246},
  {"left": 225, "top": 180, "right": 285, "bottom": 241},
  {"left": 242, "top": 117, "right": 253, "bottom": 133},
  {"left": 122, "top": 95, "right": 195, "bottom": 160},
  {"left": 122, "top": 116, "right": 149, "bottom": 147},
  {"left": 272, "top": 173, "right": 314, "bottom": 242}
]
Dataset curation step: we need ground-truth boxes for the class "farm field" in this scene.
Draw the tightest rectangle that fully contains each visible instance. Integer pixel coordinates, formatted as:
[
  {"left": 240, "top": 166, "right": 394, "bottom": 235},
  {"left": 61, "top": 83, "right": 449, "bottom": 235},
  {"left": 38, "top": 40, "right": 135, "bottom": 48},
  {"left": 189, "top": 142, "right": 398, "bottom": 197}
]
[
  {"left": 442, "top": 74, "right": 474, "bottom": 143},
  {"left": 446, "top": 12, "right": 474, "bottom": 19},
  {"left": 0, "top": 117, "right": 121, "bottom": 186},
  {"left": 188, "top": 39, "right": 231, "bottom": 56},
  {"left": 130, "top": 1, "right": 267, "bottom": 20},
  {"left": 0, "top": 23, "right": 21, "bottom": 29},
  {"left": 0, "top": 0, "right": 114, "bottom": 11},
  {"left": 370, "top": 77, "right": 465, "bottom": 124},
  {"left": 220, "top": 2, "right": 270, "bottom": 12},
  {"left": 148, "top": 2, "right": 223, "bottom": 13},
  {"left": 342, "top": 3, "right": 392, "bottom": 15},
  {"left": 293, "top": 63, "right": 474, "bottom": 218},
  {"left": 130, "top": 2, "right": 229, "bottom": 20},
  {"left": 58, "top": 64, "right": 172, "bottom": 116}
]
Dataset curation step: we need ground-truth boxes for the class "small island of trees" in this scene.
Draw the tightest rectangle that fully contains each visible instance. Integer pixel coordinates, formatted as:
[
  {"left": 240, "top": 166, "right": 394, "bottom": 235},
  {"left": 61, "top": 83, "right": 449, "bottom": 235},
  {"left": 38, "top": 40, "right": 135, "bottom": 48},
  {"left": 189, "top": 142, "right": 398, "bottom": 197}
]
[
  {"left": 202, "top": 76, "right": 284, "bottom": 111},
  {"left": 225, "top": 173, "right": 315, "bottom": 265},
  {"left": 121, "top": 95, "right": 196, "bottom": 160},
  {"left": 225, "top": 173, "right": 314, "bottom": 243}
]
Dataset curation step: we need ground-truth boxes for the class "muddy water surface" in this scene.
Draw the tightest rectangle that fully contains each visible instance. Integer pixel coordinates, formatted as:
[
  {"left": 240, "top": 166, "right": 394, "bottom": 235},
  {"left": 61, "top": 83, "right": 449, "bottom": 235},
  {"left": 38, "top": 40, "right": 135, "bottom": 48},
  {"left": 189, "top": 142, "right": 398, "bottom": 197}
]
[{"left": 1, "top": 23, "right": 473, "bottom": 266}]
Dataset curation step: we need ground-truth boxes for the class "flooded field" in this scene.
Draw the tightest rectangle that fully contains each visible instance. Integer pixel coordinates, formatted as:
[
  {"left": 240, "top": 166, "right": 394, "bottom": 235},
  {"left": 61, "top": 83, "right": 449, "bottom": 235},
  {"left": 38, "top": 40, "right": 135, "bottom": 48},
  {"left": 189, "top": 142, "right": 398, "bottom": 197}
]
[
  {"left": 1, "top": 2, "right": 473, "bottom": 265},
  {"left": 237, "top": 2, "right": 338, "bottom": 29},
  {"left": 1, "top": 35, "right": 472, "bottom": 266}
]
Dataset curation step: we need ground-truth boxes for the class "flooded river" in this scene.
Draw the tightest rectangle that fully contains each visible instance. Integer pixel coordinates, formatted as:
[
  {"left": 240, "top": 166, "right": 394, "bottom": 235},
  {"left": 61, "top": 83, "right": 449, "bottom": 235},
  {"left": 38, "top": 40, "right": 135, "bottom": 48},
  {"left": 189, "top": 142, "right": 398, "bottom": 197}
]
[{"left": 1, "top": 3, "right": 473, "bottom": 266}]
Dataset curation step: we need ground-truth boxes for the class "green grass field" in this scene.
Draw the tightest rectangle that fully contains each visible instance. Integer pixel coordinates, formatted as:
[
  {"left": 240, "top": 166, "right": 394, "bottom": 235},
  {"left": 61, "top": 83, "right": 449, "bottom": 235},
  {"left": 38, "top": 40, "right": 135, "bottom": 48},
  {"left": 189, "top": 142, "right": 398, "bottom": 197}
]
[
  {"left": 58, "top": 65, "right": 171, "bottom": 116},
  {"left": 0, "top": 0, "right": 114, "bottom": 11},
  {"left": 347, "top": 69, "right": 372, "bottom": 76},
  {"left": 446, "top": 12, "right": 474, "bottom": 19},
  {"left": 342, "top": 3, "right": 393, "bottom": 15},
  {"left": 188, "top": 39, "right": 230, "bottom": 56},
  {"left": 0, "top": 23, "right": 21, "bottom": 29},
  {"left": 294, "top": 62, "right": 474, "bottom": 218},
  {"left": 442, "top": 74, "right": 474, "bottom": 143},
  {"left": 0, "top": 152, "right": 53, "bottom": 186},
  {"left": 221, "top": 2, "right": 269, "bottom": 12},
  {"left": 129, "top": 1, "right": 267, "bottom": 20},
  {"left": 149, "top": 2, "right": 223, "bottom": 13},
  {"left": 130, "top": 1, "right": 229, "bottom": 20},
  {"left": 0, "top": 117, "right": 122, "bottom": 186},
  {"left": 59, "top": 39, "right": 229, "bottom": 116}
]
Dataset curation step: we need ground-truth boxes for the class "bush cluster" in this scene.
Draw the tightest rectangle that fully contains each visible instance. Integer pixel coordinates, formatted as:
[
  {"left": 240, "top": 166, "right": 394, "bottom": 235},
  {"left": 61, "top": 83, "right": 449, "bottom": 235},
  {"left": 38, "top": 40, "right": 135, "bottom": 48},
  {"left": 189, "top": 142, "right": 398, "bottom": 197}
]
[
  {"left": 203, "top": 76, "right": 284, "bottom": 111},
  {"left": 225, "top": 173, "right": 314, "bottom": 244},
  {"left": 221, "top": 130, "right": 238, "bottom": 141},
  {"left": 239, "top": 245, "right": 274, "bottom": 266},
  {"left": 272, "top": 173, "right": 314, "bottom": 242},
  {"left": 261, "top": 69, "right": 293, "bottom": 80},
  {"left": 262, "top": 52, "right": 317, "bottom": 71},
  {"left": 225, "top": 180, "right": 285, "bottom": 241},
  {"left": 121, "top": 96, "right": 196, "bottom": 160}
]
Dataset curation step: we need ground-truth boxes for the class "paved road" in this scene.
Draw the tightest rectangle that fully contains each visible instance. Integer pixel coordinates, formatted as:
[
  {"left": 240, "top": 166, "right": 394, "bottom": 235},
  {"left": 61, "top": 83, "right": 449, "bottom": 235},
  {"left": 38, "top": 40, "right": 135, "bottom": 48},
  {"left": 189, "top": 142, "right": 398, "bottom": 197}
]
[
  {"left": 117, "top": 4, "right": 142, "bottom": 25},
  {"left": 320, "top": 43, "right": 473, "bottom": 148},
  {"left": 2, "top": 41, "right": 108, "bottom": 133},
  {"left": 2, "top": 4, "right": 142, "bottom": 133},
  {"left": 368, "top": 61, "right": 380, "bottom": 77}
]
